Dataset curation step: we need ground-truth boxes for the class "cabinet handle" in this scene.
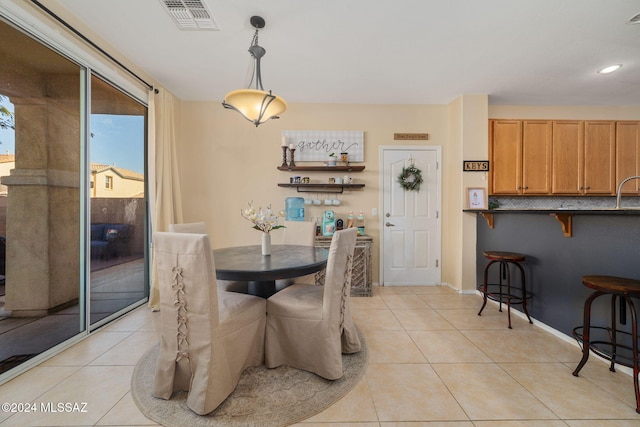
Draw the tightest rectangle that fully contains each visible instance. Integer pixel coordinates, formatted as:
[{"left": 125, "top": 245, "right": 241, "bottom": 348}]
[
  {"left": 524, "top": 186, "right": 529, "bottom": 190},
  {"left": 586, "top": 186, "right": 591, "bottom": 190},
  {"left": 579, "top": 186, "right": 584, "bottom": 190},
  {"left": 517, "top": 186, "right": 522, "bottom": 190}
]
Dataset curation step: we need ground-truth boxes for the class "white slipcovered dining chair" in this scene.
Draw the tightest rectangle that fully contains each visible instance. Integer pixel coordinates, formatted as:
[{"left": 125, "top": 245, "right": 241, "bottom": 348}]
[
  {"left": 265, "top": 227, "right": 361, "bottom": 380},
  {"left": 152, "top": 232, "right": 266, "bottom": 415},
  {"left": 169, "top": 221, "right": 208, "bottom": 234},
  {"left": 276, "top": 220, "right": 318, "bottom": 290},
  {"left": 169, "top": 222, "right": 247, "bottom": 293}
]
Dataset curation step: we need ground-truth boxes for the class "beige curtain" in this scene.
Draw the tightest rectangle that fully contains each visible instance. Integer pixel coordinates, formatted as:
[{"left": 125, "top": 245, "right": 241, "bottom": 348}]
[{"left": 148, "top": 88, "right": 184, "bottom": 310}]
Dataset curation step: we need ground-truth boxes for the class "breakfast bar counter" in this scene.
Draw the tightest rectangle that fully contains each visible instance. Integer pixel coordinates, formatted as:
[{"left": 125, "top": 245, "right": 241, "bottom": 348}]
[
  {"left": 465, "top": 208, "right": 640, "bottom": 237},
  {"left": 471, "top": 210, "right": 640, "bottom": 338}
]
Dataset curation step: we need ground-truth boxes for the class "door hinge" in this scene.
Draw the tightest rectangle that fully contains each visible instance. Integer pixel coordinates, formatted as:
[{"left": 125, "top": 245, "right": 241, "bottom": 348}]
[
  {"left": 436, "top": 259, "right": 439, "bottom": 267},
  {"left": 436, "top": 210, "right": 439, "bottom": 219}
]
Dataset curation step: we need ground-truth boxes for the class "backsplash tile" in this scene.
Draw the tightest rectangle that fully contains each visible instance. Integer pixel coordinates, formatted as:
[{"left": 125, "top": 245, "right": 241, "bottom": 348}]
[{"left": 489, "top": 196, "right": 640, "bottom": 210}]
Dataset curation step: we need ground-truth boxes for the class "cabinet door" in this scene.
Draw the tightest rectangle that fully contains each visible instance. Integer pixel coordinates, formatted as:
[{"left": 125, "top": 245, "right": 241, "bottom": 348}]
[
  {"left": 584, "top": 121, "right": 616, "bottom": 194},
  {"left": 616, "top": 121, "right": 640, "bottom": 194},
  {"left": 490, "top": 120, "right": 522, "bottom": 195},
  {"left": 552, "top": 121, "right": 583, "bottom": 194},
  {"left": 522, "top": 120, "right": 552, "bottom": 194}
]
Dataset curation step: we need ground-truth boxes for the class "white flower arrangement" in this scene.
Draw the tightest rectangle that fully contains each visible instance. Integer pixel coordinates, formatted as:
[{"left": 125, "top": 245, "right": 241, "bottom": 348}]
[{"left": 241, "top": 201, "right": 285, "bottom": 234}]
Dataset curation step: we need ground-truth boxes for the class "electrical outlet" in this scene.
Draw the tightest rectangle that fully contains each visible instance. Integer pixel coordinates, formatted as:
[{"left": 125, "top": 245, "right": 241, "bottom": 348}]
[{"left": 371, "top": 208, "right": 378, "bottom": 216}]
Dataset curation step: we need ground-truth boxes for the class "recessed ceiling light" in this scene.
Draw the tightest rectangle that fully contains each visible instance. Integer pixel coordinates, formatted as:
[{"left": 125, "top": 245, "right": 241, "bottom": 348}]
[
  {"left": 597, "top": 64, "right": 622, "bottom": 75},
  {"left": 628, "top": 13, "right": 640, "bottom": 24}
]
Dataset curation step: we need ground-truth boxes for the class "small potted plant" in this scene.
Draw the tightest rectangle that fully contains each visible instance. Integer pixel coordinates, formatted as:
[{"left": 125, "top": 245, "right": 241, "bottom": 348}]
[{"left": 327, "top": 152, "right": 337, "bottom": 166}]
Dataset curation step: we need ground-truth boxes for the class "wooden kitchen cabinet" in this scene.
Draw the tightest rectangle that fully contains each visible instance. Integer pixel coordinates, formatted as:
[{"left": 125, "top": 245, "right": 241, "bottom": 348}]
[
  {"left": 616, "top": 121, "right": 640, "bottom": 194},
  {"left": 491, "top": 119, "right": 632, "bottom": 197},
  {"left": 552, "top": 121, "right": 615, "bottom": 195},
  {"left": 522, "top": 120, "right": 552, "bottom": 194},
  {"left": 489, "top": 120, "right": 551, "bottom": 195},
  {"left": 583, "top": 121, "right": 616, "bottom": 194},
  {"left": 551, "top": 121, "right": 584, "bottom": 194},
  {"left": 489, "top": 120, "right": 521, "bottom": 195}
]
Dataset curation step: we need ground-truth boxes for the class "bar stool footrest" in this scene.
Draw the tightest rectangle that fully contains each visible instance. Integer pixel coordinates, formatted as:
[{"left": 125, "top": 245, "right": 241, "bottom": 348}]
[
  {"left": 573, "top": 325, "right": 640, "bottom": 369},
  {"left": 481, "top": 283, "right": 534, "bottom": 305}
]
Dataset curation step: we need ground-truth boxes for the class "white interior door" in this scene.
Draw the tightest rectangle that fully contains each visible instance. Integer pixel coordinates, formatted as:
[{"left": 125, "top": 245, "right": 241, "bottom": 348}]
[{"left": 381, "top": 147, "right": 441, "bottom": 286}]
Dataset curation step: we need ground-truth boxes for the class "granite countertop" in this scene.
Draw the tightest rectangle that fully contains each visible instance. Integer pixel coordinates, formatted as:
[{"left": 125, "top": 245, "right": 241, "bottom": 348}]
[{"left": 464, "top": 209, "right": 640, "bottom": 215}]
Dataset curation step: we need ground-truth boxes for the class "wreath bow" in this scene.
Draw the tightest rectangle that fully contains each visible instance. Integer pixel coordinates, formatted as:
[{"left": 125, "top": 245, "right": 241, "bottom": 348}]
[{"left": 397, "top": 165, "right": 423, "bottom": 192}]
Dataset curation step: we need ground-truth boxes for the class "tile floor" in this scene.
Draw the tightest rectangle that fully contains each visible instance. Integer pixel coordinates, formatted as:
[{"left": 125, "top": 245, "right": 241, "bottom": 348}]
[{"left": 1, "top": 285, "right": 639, "bottom": 426}]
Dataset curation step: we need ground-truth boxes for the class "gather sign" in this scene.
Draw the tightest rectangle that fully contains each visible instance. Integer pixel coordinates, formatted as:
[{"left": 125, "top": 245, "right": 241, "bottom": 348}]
[{"left": 282, "top": 130, "right": 364, "bottom": 162}]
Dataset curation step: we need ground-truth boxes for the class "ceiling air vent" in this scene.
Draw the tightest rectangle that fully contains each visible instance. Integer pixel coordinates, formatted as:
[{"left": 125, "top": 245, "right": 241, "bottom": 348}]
[{"left": 160, "top": 0, "right": 219, "bottom": 30}]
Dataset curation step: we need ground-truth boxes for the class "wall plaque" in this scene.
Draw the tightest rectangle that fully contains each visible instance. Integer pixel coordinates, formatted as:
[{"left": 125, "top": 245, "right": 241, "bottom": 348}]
[
  {"left": 394, "top": 133, "right": 429, "bottom": 140},
  {"left": 463, "top": 160, "right": 490, "bottom": 172}
]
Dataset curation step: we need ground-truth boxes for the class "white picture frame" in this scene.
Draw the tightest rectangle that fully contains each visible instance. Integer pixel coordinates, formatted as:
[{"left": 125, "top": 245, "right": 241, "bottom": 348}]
[{"left": 466, "top": 187, "right": 488, "bottom": 210}]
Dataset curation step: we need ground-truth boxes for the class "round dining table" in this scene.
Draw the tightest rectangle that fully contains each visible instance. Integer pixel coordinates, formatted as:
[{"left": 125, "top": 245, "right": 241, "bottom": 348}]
[{"left": 213, "top": 244, "right": 328, "bottom": 298}]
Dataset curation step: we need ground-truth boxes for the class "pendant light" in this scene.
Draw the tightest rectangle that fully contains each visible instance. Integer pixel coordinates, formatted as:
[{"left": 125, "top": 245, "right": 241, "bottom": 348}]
[{"left": 222, "top": 16, "right": 287, "bottom": 127}]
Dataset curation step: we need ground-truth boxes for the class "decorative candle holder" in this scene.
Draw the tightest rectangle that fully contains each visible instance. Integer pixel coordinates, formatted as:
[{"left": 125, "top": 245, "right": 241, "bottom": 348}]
[
  {"left": 288, "top": 148, "right": 296, "bottom": 167},
  {"left": 281, "top": 146, "right": 288, "bottom": 168}
]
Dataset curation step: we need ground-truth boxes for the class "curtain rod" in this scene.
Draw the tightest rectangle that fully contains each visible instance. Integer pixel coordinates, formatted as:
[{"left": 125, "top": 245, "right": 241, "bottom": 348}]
[{"left": 30, "top": 0, "right": 157, "bottom": 93}]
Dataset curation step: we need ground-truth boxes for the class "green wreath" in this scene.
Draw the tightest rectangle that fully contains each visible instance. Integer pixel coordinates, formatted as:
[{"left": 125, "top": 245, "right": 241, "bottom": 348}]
[{"left": 397, "top": 165, "right": 423, "bottom": 191}]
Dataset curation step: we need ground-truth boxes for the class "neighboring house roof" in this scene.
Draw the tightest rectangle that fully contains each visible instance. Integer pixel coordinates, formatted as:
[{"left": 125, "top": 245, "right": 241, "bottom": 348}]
[
  {"left": 91, "top": 164, "right": 144, "bottom": 182},
  {"left": 0, "top": 154, "right": 15, "bottom": 164},
  {"left": 0, "top": 155, "right": 144, "bottom": 182}
]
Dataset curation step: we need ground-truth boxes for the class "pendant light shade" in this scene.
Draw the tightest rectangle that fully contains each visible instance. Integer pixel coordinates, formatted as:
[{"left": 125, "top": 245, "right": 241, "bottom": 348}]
[
  {"left": 223, "top": 89, "right": 287, "bottom": 126},
  {"left": 222, "top": 16, "right": 287, "bottom": 126}
]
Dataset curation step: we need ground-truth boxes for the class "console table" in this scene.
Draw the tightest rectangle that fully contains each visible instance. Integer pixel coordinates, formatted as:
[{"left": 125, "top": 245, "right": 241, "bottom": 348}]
[{"left": 314, "top": 234, "right": 373, "bottom": 296}]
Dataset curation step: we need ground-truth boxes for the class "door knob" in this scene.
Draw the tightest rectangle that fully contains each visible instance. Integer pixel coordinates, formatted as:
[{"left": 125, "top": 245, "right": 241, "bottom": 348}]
[{"left": 385, "top": 222, "right": 395, "bottom": 227}]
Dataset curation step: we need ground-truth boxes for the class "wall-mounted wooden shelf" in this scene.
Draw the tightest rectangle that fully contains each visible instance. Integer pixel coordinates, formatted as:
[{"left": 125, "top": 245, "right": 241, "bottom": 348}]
[
  {"left": 277, "top": 183, "right": 365, "bottom": 193},
  {"left": 277, "top": 165, "right": 365, "bottom": 172}
]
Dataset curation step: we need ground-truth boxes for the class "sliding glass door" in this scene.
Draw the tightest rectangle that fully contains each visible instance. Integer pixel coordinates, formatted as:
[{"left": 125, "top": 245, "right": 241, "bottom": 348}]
[
  {"left": 89, "top": 75, "right": 147, "bottom": 327},
  {"left": 0, "top": 16, "right": 149, "bottom": 378},
  {"left": 0, "top": 18, "right": 84, "bottom": 373}
]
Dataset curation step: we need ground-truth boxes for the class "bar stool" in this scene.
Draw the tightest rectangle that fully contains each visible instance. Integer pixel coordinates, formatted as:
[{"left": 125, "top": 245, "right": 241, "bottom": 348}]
[
  {"left": 477, "top": 251, "right": 533, "bottom": 329},
  {"left": 572, "top": 275, "right": 640, "bottom": 414}
]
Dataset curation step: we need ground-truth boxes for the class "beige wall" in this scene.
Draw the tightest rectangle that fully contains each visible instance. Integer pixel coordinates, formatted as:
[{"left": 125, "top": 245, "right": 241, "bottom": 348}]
[
  {"left": 177, "top": 99, "right": 640, "bottom": 291},
  {"left": 177, "top": 101, "right": 477, "bottom": 286},
  {"left": 445, "top": 95, "right": 489, "bottom": 293}
]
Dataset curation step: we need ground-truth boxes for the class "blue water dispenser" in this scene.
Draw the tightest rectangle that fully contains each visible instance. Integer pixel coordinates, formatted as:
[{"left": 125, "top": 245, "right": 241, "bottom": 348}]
[{"left": 285, "top": 197, "right": 305, "bottom": 221}]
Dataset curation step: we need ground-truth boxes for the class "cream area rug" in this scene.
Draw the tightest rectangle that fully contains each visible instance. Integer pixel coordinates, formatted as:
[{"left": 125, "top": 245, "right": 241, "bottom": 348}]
[{"left": 131, "top": 330, "right": 367, "bottom": 427}]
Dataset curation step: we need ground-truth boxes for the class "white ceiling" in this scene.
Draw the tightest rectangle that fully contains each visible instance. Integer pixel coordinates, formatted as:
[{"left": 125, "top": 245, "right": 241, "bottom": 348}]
[{"left": 55, "top": 0, "right": 640, "bottom": 106}]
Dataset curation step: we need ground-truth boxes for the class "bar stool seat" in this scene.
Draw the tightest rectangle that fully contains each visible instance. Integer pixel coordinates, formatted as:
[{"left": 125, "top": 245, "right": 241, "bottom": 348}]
[
  {"left": 478, "top": 250, "right": 533, "bottom": 328},
  {"left": 572, "top": 275, "right": 640, "bottom": 414}
]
